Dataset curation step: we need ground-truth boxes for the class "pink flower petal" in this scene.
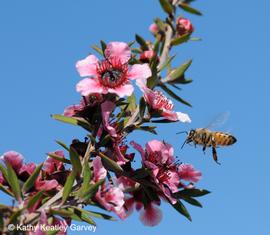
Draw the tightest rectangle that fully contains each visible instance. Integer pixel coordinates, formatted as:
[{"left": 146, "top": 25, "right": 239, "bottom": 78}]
[
  {"left": 1, "top": 151, "right": 24, "bottom": 173},
  {"left": 101, "top": 100, "right": 117, "bottom": 137},
  {"left": 128, "top": 64, "right": 152, "bottom": 83},
  {"left": 178, "top": 164, "right": 202, "bottom": 183},
  {"left": 176, "top": 112, "right": 191, "bottom": 123},
  {"left": 76, "top": 78, "right": 105, "bottom": 96},
  {"left": 130, "top": 141, "right": 146, "bottom": 161},
  {"left": 63, "top": 104, "right": 82, "bottom": 117},
  {"left": 108, "top": 83, "right": 134, "bottom": 97},
  {"left": 140, "top": 203, "right": 163, "bottom": 227},
  {"left": 93, "top": 156, "right": 107, "bottom": 182},
  {"left": 105, "top": 42, "right": 131, "bottom": 64},
  {"left": 76, "top": 54, "right": 99, "bottom": 77}
]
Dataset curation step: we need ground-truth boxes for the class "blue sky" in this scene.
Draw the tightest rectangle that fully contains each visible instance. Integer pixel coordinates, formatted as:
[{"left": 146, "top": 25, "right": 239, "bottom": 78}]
[{"left": 0, "top": 0, "right": 269, "bottom": 234}]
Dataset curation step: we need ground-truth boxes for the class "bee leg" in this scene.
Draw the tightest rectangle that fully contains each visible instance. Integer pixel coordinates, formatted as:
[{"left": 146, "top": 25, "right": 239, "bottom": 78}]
[
  {"left": 212, "top": 147, "right": 220, "bottom": 165},
  {"left": 202, "top": 146, "right": 206, "bottom": 154}
]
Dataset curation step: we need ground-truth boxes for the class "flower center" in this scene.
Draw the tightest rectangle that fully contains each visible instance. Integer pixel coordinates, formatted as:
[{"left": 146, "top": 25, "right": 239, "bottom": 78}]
[
  {"left": 97, "top": 58, "right": 128, "bottom": 88},
  {"left": 153, "top": 91, "right": 174, "bottom": 111}
]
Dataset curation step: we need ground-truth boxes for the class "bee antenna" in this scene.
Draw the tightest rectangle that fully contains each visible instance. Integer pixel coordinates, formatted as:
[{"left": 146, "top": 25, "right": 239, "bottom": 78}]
[
  {"left": 181, "top": 140, "right": 187, "bottom": 149},
  {"left": 176, "top": 131, "right": 188, "bottom": 135}
]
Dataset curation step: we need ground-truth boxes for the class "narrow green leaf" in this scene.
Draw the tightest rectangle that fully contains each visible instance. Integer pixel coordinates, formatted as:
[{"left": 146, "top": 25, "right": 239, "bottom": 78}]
[
  {"left": 160, "top": 84, "right": 192, "bottom": 107},
  {"left": 135, "top": 125, "right": 157, "bottom": 135},
  {"left": 154, "top": 18, "right": 166, "bottom": 32},
  {"left": 78, "top": 179, "right": 105, "bottom": 201},
  {"left": 47, "top": 153, "right": 71, "bottom": 164},
  {"left": 78, "top": 160, "right": 92, "bottom": 198},
  {"left": 100, "top": 40, "right": 107, "bottom": 55},
  {"left": 52, "top": 114, "right": 92, "bottom": 131},
  {"left": 167, "top": 60, "right": 192, "bottom": 81},
  {"left": 151, "top": 119, "right": 174, "bottom": 123},
  {"left": 91, "top": 44, "right": 103, "bottom": 56},
  {"left": 5, "top": 162, "right": 22, "bottom": 201},
  {"left": 62, "top": 171, "right": 76, "bottom": 203},
  {"left": 159, "top": 0, "right": 174, "bottom": 15},
  {"left": 72, "top": 207, "right": 96, "bottom": 225},
  {"left": 190, "top": 37, "right": 202, "bottom": 41},
  {"left": 27, "top": 191, "right": 44, "bottom": 209},
  {"left": 171, "top": 200, "right": 192, "bottom": 221},
  {"left": 99, "top": 152, "right": 123, "bottom": 173},
  {"left": 128, "top": 41, "right": 135, "bottom": 47},
  {"left": 0, "top": 184, "right": 14, "bottom": 197},
  {"left": 174, "top": 189, "right": 211, "bottom": 198},
  {"left": 139, "top": 97, "right": 146, "bottom": 119},
  {"left": 22, "top": 163, "right": 43, "bottom": 193},
  {"left": 171, "top": 33, "right": 190, "bottom": 46},
  {"left": 55, "top": 140, "right": 70, "bottom": 151},
  {"left": 135, "top": 34, "right": 148, "bottom": 51},
  {"left": 182, "top": 197, "right": 202, "bottom": 207},
  {"left": 50, "top": 208, "right": 74, "bottom": 217},
  {"left": 179, "top": 3, "right": 202, "bottom": 16},
  {"left": 69, "top": 147, "right": 82, "bottom": 174},
  {"left": 126, "top": 93, "right": 137, "bottom": 112},
  {"left": 158, "top": 55, "right": 176, "bottom": 72},
  {"left": 0, "top": 163, "right": 8, "bottom": 181},
  {"left": 87, "top": 211, "right": 116, "bottom": 221}
]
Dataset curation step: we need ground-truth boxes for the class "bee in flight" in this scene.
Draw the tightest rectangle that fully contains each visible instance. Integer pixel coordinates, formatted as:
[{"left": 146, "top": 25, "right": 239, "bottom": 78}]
[{"left": 178, "top": 113, "right": 237, "bottom": 164}]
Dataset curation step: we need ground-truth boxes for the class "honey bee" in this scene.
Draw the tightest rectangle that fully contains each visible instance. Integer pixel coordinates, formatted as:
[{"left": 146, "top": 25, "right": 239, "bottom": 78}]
[{"left": 178, "top": 113, "right": 237, "bottom": 164}]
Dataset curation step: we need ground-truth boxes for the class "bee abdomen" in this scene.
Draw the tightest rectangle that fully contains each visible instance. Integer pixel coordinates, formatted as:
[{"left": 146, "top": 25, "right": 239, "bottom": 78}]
[{"left": 214, "top": 132, "right": 237, "bottom": 146}]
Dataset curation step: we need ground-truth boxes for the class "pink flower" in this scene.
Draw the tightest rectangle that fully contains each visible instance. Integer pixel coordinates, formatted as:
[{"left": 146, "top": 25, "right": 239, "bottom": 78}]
[
  {"left": 137, "top": 82, "right": 191, "bottom": 122},
  {"left": 1, "top": 151, "right": 24, "bottom": 173},
  {"left": 131, "top": 140, "right": 179, "bottom": 203},
  {"left": 92, "top": 156, "right": 107, "bottom": 182},
  {"left": 44, "top": 150, "right": 65, "bottom": 174},
  {"left": 176, "top": 17, "right": 194, "bottom": 35},
  {"left": 76, "top": 42, "right": 152, "bottom": 98},
  {"left": 101, "top": 101, "right": 117, "bottom": 138},
  {"left": 140, "top": 50, "right": 158, "bottom": 63},
  {"left": 149, "top": 23, "right": 159, "bottom": 35},
  {"left": 35, "top": 175, "right": 59, "bottom": 191},
  {"left": 178, "top": 164, "right": 202, "bottom": 183},
  {"left": 139, "top": 202, "right": 163, "bottom": 227},
  {"left": 96, "top": 186, "right": 126, "bottom": 220},
  {"left": 64, "top": 94, "right": 103, "bottom": 117},
  {"left": 19, "top": 162, "right": 36, "bottom": 180}
]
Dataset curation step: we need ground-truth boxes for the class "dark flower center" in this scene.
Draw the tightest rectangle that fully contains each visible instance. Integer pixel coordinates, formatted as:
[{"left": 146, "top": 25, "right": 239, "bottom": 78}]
[{"left": 97, "top": 58, "right": 128, "bottom": 88}]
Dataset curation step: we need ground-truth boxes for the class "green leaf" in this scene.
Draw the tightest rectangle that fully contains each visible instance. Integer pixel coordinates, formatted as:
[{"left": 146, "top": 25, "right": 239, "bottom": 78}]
[
  {"left": 135, "top": 125, "right": 157, "bottom": 135},
  {"left": 126, "top": 93, "right": 137, "bottom": 112},
  {"left": 27, "top": 191, "right": 44, "bottom": 209},
  {"left": 171, "top": 33, "right": 191, "bottom": 46},
  {"left": 78, "top": 179, "right": 105, "bottom": 201},
  {"left": 182, "top": 197, "right": 202, "bottom": 208},
  {"left": 174, "top": 188, "right": 211, "bottom": 198},
  {"left": 154, "top": 18, "right": 166, "bottom": 32},
  {"left": 55, "top": 140, "right": 70, "bottom": 152},
  {"left": 171, "top": 200, "right": 192, "bottom": 221},
  {"left": 100, "top": 40, "right": 107, "bottom": 55},
  {"left": 132, "top": 168, "right": 151, "bottom": 179},
  {"left": 86, "top": 211, "right": 116, "bottom": 221},
  {"left": 178, "top": 3, "right": 202, "bottom": 16},
  {"left": 77, "top": 159, "right": 92, "bottom": 198},
  {"left": 91, "top": 44, "right": 103, "bottom": 56},
  {"left": 22, "top": 163, "right": 43, "bottom": 194},
  {"left": 50, "top": 208, "right": 74, "bottom": 217},
  {"left": 47, "top": 152, "right": 71, "bottom": 164},
  {"left": 69, "top": 147, "right": 82, "bottom": 174},
  {"left": 139, "top": 97, "right": 146, "bottom": 119},
  {"left": 158, "top": 55, "right": 176, "bottom": 72},
  {"left": 151, "top": 119, "right": 175, "bottom": 123},
  {"left": 99, "top": 152, "right": 123, "bottom": 173},
  {"left": 52, "top": 114, "right": 92, "bottom": 131},
  {"left": 160, "top": 83, "right": 192, "bottom": 107},
  {"left": 128, "top": 41, "right": 135, "bottom": 47},
  {"left": 0, "top": 163, "right": 8, "bottom": 181},
  {"left": 72, "top": 207, "right": 96, "bottom": 225},
  {"left": 5, "top": 162, "right": 22, "bottom": 201},
  {"left": 166, "top": 59, "right": 192, "bottom": 82},
  {"left": 0, "top": 184, "right": 14, "bottom": 197},
  {"left": 135, "top": 34, "right": 148, "bottom": 51},
  {"left": 62, "top": 171, "right": 76, "bottom": 203},
  {"left": 190, "top": 37, "right": 202, "bottom": 41},
  {"left": 159, "top": 0, "right": 174, "bottom": 15}
]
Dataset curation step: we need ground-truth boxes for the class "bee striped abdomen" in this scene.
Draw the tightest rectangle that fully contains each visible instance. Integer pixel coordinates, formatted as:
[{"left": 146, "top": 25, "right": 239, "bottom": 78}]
[{"left": 213, "top": 132, "right": 237, "bottom": 146}]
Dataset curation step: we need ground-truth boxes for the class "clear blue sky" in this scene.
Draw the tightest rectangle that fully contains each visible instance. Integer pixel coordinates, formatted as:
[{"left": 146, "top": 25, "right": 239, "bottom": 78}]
[{"left": 0, "top": 0, "right": 269, "bottom": 234}]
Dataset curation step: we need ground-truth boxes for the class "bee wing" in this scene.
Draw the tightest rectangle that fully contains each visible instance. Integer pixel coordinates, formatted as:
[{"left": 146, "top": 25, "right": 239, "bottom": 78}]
[{"left": 206, "top": 111, "right": 230, "bottom": 130}]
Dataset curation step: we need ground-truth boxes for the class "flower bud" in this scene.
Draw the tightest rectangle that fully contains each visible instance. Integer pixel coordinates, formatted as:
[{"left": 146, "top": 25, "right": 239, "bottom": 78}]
[
  {"left": 140, "top": 50, "right": 158, "bottom": 63},
  {"left": 176, "top": 17, "right": 194, "bottom": 35},
  {"left": 149, "top": 23, "right": 159, "bottom": 35}
]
